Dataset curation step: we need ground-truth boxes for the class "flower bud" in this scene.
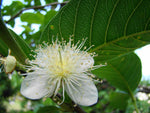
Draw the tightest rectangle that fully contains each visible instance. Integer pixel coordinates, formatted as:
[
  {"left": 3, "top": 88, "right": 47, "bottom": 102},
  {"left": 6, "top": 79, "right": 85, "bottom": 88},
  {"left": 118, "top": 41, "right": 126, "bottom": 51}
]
[{"left": 4, "top": 55, "right": 17, "bottom": 74}]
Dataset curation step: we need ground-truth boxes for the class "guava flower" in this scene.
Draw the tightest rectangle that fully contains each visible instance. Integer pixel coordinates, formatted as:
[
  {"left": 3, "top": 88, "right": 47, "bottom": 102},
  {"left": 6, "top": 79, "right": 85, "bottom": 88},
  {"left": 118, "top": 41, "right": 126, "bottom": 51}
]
[{"left": 21, "top": 38, "right": 101, "bottom": 106}]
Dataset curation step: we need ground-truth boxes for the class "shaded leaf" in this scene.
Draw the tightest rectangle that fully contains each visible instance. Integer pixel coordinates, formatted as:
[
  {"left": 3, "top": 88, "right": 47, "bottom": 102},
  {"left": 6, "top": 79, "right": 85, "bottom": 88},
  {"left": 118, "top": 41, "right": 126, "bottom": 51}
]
[
  {"left": 37, "top": 106, "right": 60, "bottom": 113},
  {"left": 0, "top": 39, "right": 8, "bottom": 56},
  {"left": 109, "top": 91, "right": 129, "bottom": 110},
  {"left": 9, "top": 29, "right": 33, "bottom": 60},
  {"left": 93, "top": 53, "right": 142, "bottom": 92},
  {"left": 0, "top": 18, "right": 27, "bottom": 64}
]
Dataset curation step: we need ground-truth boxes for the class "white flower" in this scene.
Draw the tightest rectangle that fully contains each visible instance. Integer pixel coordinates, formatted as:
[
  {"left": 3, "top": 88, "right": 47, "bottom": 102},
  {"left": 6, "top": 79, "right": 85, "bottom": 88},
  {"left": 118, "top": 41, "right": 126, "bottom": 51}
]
[
  {"left": 21, "top": 38, "right": 101, "bottom": 106},
  {"left": 136, "top": 92, "right": 148, "bottom": 101}
]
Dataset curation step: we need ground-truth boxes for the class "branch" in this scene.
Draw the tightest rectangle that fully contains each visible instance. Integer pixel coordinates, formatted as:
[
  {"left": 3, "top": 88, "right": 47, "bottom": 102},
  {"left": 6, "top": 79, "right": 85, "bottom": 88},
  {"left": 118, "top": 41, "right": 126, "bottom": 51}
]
[
  {"left": 138, "top": 85, "right": 150, "bottom": 94},
  {"left": 5, "top": 1, "right": 69, "bottom": 23}
]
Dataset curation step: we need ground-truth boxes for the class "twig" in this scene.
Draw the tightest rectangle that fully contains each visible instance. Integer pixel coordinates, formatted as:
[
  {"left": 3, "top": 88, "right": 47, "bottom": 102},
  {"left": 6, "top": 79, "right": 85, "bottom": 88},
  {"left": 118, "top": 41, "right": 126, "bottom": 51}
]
[
  {"left": 138, "top": 85, "right": 150, "bottom": 94},
  {"left": 52, "top": 94, "right": 86, "bottom": 113},
  {"left": 73, "top": 105, "right": 86, "bottom": 113},
  {"left": 5, "top": 1, "right": 69, "bottom": 23}
]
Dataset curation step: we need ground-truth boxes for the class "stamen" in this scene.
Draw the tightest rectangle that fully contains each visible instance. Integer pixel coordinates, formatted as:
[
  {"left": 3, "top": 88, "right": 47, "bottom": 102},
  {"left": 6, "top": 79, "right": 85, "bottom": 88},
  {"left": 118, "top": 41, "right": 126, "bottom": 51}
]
[
  {"left": 66, "top": 79, "right": 79, "bottom": 93},
  {"left": 76, "top": 38, "right": 87, "bottom": 50},
  {"left": 69, "top": 78, "right": 81, "bottom": 87},
  {"left": 53, "top": 78, "right": 61, "bottom": 97},
  {"left": 58, "top": 80, "right": 65, "bottom": 105}
]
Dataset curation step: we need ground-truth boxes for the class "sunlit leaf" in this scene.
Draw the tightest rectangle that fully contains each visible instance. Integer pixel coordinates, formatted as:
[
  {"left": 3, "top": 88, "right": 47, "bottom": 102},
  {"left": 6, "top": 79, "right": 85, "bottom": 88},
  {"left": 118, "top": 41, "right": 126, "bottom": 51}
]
[
  {"left": 21, "top": 12, "right": 44, "bottom": 24},
  {"left": 2, "top": 1, "right": 24, "bottom": 16}
]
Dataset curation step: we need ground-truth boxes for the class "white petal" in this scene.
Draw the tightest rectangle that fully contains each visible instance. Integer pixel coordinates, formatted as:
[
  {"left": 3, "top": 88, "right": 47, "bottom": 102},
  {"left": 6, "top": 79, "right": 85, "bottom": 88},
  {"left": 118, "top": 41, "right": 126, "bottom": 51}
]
[
  {"left": 64, "top": 74, "right": 98, "bottom": 106},
  {"left": 21, "top": 74, "right": 57, "bottom": 99}
]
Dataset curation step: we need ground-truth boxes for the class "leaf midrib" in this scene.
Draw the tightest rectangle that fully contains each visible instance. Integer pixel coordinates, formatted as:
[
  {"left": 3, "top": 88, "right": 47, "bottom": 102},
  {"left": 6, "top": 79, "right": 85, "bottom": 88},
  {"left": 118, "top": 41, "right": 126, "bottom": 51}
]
[{"left": 109, "top": 63, "right": 132, "bottom": 93}]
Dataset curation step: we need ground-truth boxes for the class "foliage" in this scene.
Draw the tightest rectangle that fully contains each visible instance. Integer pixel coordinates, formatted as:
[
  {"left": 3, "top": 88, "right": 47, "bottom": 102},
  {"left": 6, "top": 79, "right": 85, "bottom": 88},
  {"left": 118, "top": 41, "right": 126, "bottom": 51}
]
[{"left": 0, "top": 0, "right": 150, "bottom": 113}]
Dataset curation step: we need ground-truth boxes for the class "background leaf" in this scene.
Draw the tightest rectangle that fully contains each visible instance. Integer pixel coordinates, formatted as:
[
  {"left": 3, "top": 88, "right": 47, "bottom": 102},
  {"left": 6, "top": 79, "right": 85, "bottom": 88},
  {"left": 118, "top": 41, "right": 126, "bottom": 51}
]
[
  {"left": 109, "top": 91, "right": 129, "bottom": 110},
  {"left": 93, "top": 53, "right": 142, "bottom": 92},
  {"left": 21, "top": 12, "right": 44, "bottom": 24},
  {"left": 37, "top": 106, "right": 60, "bottom": 113}
]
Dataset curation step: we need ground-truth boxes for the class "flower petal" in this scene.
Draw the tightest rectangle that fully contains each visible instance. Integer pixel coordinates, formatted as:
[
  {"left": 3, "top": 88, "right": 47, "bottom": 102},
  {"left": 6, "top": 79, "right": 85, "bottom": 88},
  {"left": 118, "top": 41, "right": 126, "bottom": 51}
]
[
  {"left": 64, "top": 74, "right": 98, "bottom": 106},
  {"left": 21, "top": 74, "right": 57, "bottom": 99}
]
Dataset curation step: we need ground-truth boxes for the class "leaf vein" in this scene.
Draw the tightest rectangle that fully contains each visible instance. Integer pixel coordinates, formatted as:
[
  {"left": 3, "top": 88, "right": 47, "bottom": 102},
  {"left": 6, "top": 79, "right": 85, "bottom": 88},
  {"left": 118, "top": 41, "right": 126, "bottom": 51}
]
[
  {"left": 123, "top": 0, "right": 143, "bottom": 36},
  {"left": 90, "top": 30, "right": 150, "bottom": 52},
  {"left": 144, "top": 17, "right": 150, "bottom": 30},
  {"left": 89, "top": 0, "right": 98, "bottom": 46},
  {"left": 104, "top": 0, "right": 120, "bottom": 43},
  {"left": 73, "top": 0, "right": 81, "bottom": 39},
  {"left": 109, "top": 63, "right": 132, "bottom": 93}
]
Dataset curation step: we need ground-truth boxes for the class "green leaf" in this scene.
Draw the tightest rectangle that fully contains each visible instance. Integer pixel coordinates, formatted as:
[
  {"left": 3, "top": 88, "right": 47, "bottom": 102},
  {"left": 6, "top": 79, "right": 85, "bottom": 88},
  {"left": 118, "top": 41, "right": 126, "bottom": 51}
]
[
  {"left": 0, "top": 18, "right": 28, "bottom": 64},
  {"left": 43, "top": 10, "right": 57, "bottom": 27},
  {"left": 19, "top": 111, "right": 34, "bottom": 113},
  {"left": 10, "top": 71, "right": 22, "bottom": 90},
  {"left": 40, "top": 0, "right": 150, "bottom": 62},
  {"left": 22, "top": 25, "right": 33, "bottom": 33},
  {"left": 93, "top": 53, "right": 142, "bottom": 92},
  {"left": 45, "top": 0, "right": 57, "bottom": 4},
  {"left": 34, "top": 0, "right": 41, "bottom": 6},
  {"left": 2, "top": 1, "right": 24, "bottom": 16},
  {"left": 0, "top": 38, "right": 8, "bottom": 56},
  {"left": 8, "top": 29, "right": 33, "bottom": 60},
  {"left": 43, "top": 98, "right": 55, "bottom": 106},
  {"left": 109, "top": 91, "right": 129, "bottom": 110},
  {"left": 37, "top": 106, "right": 60, "bottom": 113},
  {"left": 21, "top": 12, "right": 44, "bottom": 24}
]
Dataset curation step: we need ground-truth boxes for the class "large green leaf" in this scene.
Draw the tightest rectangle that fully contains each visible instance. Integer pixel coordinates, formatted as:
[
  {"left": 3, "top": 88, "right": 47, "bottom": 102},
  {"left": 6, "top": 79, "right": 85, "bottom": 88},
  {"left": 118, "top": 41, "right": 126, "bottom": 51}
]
[
  {"left": 93, "top": 53, "right": 142, "bottom": 92},
  {"left": 40, "top": 0, "right": 150, "bottom": 62}
]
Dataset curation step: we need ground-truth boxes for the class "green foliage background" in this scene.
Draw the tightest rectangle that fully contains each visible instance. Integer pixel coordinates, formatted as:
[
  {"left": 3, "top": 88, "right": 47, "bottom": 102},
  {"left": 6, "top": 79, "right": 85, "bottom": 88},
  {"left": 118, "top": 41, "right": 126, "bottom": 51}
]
[{"left": 0, "top": 0, "right": 150, "bottom": 113}]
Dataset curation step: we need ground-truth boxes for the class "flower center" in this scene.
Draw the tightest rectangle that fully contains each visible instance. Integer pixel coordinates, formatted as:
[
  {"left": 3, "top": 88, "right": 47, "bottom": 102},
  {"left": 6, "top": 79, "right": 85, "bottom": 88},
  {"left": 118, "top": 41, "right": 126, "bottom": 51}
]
[{"left": 49, "top": 50, "right": 72, "bottom": 78}]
